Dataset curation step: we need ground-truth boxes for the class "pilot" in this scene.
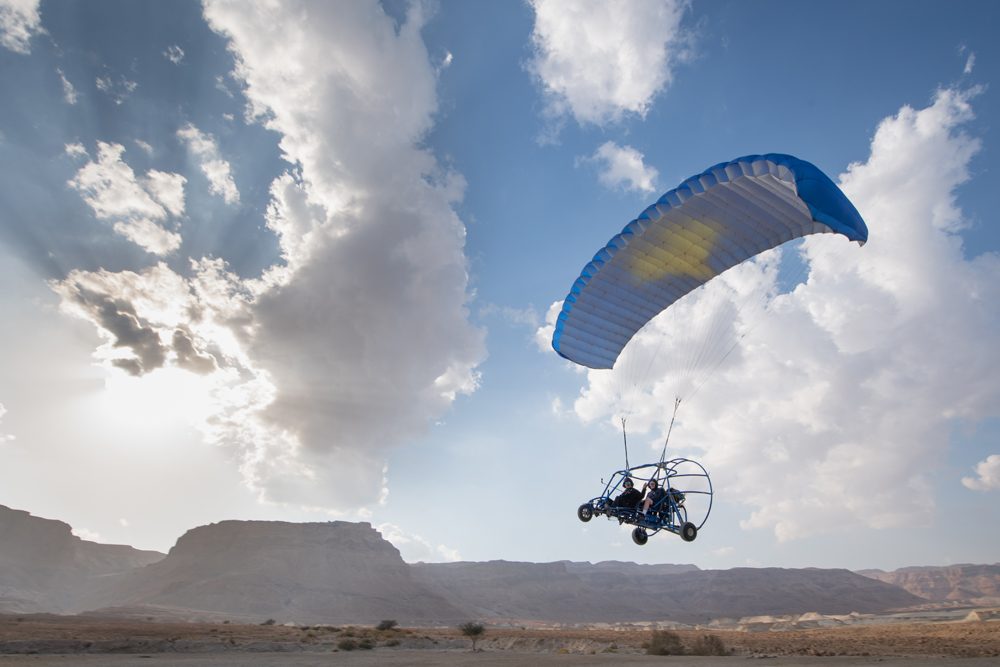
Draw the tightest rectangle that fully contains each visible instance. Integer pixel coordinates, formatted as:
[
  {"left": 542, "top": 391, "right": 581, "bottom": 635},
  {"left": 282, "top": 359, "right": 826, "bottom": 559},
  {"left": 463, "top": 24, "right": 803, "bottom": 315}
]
[
  {"left": 612, "top": 477, "right": 642, "bottom": 509},
  {"left": 640, "top": 478, "right": 666, "bottom": 515}
]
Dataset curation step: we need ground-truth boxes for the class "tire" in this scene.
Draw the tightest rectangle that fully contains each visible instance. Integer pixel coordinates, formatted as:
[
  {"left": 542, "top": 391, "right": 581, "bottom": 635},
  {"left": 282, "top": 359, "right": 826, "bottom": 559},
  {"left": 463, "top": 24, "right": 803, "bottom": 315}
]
[
  {"left": 577, "top": 504, "right": 593, "bottom": 522},
  {"left": 680, "top": 521, "right": 697, "bottom": 542},
  {"left": 631, "top": 527, "right": 648, "bottom": 546}
]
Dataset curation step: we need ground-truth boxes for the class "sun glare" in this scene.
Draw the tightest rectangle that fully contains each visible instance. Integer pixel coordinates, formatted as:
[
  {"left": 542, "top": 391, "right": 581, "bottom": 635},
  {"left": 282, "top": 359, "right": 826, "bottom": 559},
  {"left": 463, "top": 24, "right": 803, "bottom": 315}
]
[{"left": 96, "top": 367, "right": 217, "bottom": 434}]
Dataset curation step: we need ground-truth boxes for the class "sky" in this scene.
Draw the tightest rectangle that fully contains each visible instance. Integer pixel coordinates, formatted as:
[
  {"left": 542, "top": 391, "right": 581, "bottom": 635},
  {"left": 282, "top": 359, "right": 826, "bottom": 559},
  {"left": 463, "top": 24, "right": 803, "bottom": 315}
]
[{"left": 0, "top": 0, "right": 998, "bottom": 571}]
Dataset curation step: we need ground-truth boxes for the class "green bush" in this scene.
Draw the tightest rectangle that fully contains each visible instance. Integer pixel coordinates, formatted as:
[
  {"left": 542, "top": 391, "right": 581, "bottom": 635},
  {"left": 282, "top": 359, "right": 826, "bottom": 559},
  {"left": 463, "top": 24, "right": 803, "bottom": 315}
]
[
  {"left": 690, "top": 633, "right": 728, "bottom": 656},
  {"left": 647, "top": 629, "right": 684, "bottom": 656},
  {"left": 337, "top": 638, "right": 358, "bottom": 651},
  {"left": 458, "top": 621, "right": 486, "bottom": 651},
  {"left": 376, "top": 619, "right": 399, "bottom": 631}
]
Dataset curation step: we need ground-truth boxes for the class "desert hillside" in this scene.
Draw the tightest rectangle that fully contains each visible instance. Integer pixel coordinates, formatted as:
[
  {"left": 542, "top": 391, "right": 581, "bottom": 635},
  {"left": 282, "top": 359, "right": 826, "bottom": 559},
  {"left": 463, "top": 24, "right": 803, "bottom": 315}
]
[
  {"left": 0, "top": 505, "right": 163, "bottom": 614},
  {"left": 4, "top": 504, "right": 996, "bottom": 626},
  {"left": 411, "top": 561, "right": 923, "bottom": 624},
  {"left": 859, "top": 563, "right": 1000, "bottom": 602},
  {"left": 87, "top": 520, "right": 465, "bottom": 624}
]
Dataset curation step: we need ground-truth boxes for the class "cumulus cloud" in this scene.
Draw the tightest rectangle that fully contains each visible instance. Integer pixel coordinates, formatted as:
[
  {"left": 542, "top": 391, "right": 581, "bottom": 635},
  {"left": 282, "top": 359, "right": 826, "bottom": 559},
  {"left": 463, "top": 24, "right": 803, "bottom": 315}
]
[
  {"left": 587, "top": 141, "right": 658, "bottom": 193},
  {"left": 201, "top": 0, "right": 485, "bottom": 508},
  {"left": 51, "top": 263, "right": 216, "bottom": 376},
  {"left": 548, "top": 87, "right": 1000, "bottom": 541},
  {"left": 0, "top": 0, "right": 42, "bottom": 54},
  {"left": 377, "top": 522, "right": 461, "bottom": 563},
  {"left": 64, "top": 142, "right": 87, "bottom": 159},
  {"left": 67, "top": 142, "right": 184, "bottom": 255},
  {"left": 52, "top": 1, "right": 485, "bottom": 513},
  {"left": 57, "top": 68, "right": 77, "bottom": 104},
  {"left": 177, "top": 123, "right": 240, "bottom": 205},
  {"left": 963, "top": 455, "right": 1000, "bottom": 491},
  {"left": 528, "top": 0, "right": 689, "bottom": 126}
]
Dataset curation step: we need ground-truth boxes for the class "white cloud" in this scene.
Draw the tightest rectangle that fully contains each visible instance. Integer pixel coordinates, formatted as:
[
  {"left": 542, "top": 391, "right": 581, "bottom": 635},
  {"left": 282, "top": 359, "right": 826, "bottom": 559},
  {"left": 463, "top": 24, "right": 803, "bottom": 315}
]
[
  {"left": 964, "top": 53, "right": 976, "bottom": 75},
  {"left": 587, "top": 141, "right": 658, "bottom": 193},
  {"left": 963, "top": 455, "right": 1000, "bottom": 491},
  {"left": 57, "top": 67, "right": 77, "bottom": 105},
  {"left": 144, "top": 169, "right": 187, "bottom": 217},
  {"left": 177, "top": 123, "right": 240, "bottom": 205},
  {"left": 377, "top": 522, "right": 461, "bottom": 563},
  {"left": 164, "top": 44, "right": 185, "bottom": 64},
  {"left": 551, "top": 87, "right": 1000, "bottom": 542},
  {"left": 66, "top": 142, "right": 184, "bottom": 255},
  {"left": 64, "top": 142, "right": 87, "bottom": 159},
  {"left": 0, "top": 0, "right": 43, "bottom": 54},
  {"left": 528, "top": 0, "right": 690, "bottom": 126},
  {"left": 535, "top": 300, "right": 561, "bottom": 354},
  {"left": 134, "top": 139, "right": 154, "bottom": 155}
]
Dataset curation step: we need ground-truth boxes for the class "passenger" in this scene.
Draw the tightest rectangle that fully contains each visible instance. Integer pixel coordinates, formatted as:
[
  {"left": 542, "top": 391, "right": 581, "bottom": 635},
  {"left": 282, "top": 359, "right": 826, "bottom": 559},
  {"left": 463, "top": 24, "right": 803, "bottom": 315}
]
[
  {"left": 612, "top": 477, "right": 642, "bottom": 509},
  {"left": 640, "top": 478, "right": 666, "bottom": 515}
]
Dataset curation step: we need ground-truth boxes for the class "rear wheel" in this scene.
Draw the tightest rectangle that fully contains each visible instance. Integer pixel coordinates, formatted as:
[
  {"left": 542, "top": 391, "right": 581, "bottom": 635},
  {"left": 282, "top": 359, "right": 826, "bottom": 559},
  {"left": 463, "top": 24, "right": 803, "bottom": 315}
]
[
  {"left": 631, "top": 527, "right": 648, "bottom": 545},
  {"left": 680, "top": 522, "right": 697, "bottom": 542},
  {"left": 577, "top": 504, "right": 593, "bottom": 522}
]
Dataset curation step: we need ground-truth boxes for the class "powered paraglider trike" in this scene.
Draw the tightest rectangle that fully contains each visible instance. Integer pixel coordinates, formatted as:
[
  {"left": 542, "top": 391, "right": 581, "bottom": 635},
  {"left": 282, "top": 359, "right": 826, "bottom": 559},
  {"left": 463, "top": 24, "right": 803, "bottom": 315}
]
[
  {"left": 577, "top": 459, "right": 712, "bottom": 545},
  {"left": 554, "top": 153, "right": 869, "bottom": 546}
]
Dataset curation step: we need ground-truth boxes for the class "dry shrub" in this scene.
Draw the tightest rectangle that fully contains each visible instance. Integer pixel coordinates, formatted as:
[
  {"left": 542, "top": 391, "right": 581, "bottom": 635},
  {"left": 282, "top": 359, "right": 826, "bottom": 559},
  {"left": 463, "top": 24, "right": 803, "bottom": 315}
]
[
  {"left": 337, "top": 638, "right": 358, "bottom": 651},
  {"left": 647, "top": 629, "right": 684, "bottom": 655},
  {"left": 377, "top": 619, "right": 399, "bottom": 631},
  {"left": 690, "top": 633, "right": 728, "bottom": 656}
]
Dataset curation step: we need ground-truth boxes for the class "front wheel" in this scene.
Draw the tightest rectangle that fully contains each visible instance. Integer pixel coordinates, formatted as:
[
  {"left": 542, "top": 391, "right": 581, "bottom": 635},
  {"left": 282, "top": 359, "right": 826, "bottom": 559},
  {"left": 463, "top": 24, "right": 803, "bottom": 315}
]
[
  {"left": 631, "top": 527, "right": 648, "bottom": 546},
  {"left": 680, "top": 522, "right": 697, "bottom": 542},
  {"left": 577, "top": 504, "right": 593, "bottom": 522}
]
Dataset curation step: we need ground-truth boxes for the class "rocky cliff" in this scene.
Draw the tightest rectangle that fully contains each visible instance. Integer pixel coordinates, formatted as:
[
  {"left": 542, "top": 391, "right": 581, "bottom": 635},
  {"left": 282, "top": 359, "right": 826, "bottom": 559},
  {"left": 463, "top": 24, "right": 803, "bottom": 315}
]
[
  {"left": 858, "top": 564, "right": 1000, "bottom": 602},
  {"left": 4, "top": 503, "right": 992, "bottom": 625},
  {"left": 412, "top": 561, "right": 924, "bottom": 624},
  {"left": 0, "top": 505, "right": 163, "bottom": 613},
  {"left": 92, "top": 520, "right": 465, "bottom": 624}
]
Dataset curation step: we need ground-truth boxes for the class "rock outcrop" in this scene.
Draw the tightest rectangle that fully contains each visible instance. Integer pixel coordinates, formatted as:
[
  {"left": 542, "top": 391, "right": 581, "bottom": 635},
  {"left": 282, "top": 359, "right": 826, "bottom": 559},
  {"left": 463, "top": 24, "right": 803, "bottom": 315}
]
[
  {"left": 858, "top": 564, "right": 1000, "bottom": 602},
  {"left": 4, "top": 503, "right": 993, "bottom": 625},
  {"left": 92, "top": 520, "right": 465, "bottom": 624},
  {"left": 412, "top": 561, "right": 924, "bottom": 624},
  {"left": 0, "top": 505, "right": 163, "bottom": 613}
]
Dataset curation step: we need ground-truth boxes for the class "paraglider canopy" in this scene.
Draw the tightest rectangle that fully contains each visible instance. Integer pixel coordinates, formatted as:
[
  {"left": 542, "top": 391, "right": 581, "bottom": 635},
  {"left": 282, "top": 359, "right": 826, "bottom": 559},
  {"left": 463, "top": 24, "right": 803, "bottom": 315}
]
[{"left": 551, "top": 154, "right": 868, "bottom": 370}]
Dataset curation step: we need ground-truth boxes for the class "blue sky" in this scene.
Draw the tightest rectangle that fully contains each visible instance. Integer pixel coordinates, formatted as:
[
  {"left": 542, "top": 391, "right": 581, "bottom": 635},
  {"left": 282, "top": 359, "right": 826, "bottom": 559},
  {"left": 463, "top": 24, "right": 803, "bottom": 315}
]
[{"left": 1, "top": 0, "right": 998, "bottom": 571}]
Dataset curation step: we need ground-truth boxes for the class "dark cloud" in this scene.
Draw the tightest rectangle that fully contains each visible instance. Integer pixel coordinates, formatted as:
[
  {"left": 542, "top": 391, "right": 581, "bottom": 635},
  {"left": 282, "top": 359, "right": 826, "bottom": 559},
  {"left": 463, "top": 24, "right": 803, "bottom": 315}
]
[
  {"left": 172, "top": 326, "right": 218, "bottom": 374},
  {"left": 91, "top": 293, "right": 168, "bottom": 375}
]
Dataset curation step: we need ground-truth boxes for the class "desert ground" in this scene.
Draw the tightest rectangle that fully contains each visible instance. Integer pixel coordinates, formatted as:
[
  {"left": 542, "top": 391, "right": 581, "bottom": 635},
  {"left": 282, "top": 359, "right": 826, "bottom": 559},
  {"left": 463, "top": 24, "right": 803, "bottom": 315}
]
[{"left": 1, "top": 613, "right": 998, "bottom": 666}]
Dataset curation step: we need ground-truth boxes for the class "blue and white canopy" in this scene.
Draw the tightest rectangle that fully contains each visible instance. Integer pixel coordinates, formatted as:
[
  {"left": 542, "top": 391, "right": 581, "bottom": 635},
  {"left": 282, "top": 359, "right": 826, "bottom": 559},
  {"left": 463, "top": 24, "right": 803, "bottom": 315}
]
[{"left": 551, "top": 154, "right": 868, "bottom": 370}]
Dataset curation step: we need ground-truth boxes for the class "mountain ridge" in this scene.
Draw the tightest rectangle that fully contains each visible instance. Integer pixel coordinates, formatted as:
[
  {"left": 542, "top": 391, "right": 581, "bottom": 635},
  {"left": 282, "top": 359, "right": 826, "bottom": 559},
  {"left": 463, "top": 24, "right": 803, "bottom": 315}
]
[{"left": 2, "top": 503, "right": 995, "bottom": 625}]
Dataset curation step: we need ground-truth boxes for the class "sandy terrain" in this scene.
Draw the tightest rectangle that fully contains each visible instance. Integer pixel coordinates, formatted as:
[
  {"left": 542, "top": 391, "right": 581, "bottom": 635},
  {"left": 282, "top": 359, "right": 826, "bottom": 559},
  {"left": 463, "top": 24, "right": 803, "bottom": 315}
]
[{"left": 0, "top": 613, "right": 997, "bottom": 666}]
